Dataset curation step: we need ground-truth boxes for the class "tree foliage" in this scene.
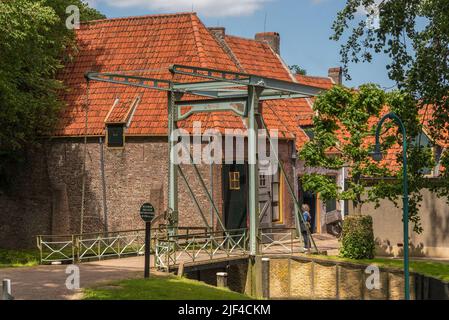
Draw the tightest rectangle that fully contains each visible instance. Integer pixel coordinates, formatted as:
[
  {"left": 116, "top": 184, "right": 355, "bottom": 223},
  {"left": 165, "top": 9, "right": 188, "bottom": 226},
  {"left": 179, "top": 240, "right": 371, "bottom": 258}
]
[
  {"left": 289, "top": 65, "right": 307, "bottom": 75},
  {"left": 332, "top": 0, "right": 449, "bottom": 183},
  {"left": 0, "top": 0, "right": 104, "bottom": 186},
  {"left": 300, "top": 85, "right": 434, "bottom": 233}
]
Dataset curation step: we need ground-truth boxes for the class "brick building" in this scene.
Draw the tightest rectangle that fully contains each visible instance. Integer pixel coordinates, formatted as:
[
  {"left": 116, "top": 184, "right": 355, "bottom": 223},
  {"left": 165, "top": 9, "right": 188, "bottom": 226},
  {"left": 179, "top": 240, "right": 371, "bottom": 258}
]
[{"left": 0, "top": 12, "right": 341, "bottom": 248}]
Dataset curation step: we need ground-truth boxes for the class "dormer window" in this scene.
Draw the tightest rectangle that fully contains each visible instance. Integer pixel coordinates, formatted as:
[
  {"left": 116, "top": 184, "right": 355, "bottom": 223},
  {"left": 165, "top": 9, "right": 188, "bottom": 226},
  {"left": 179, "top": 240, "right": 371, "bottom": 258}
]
[
  {"left": 107, "top": 124, "right": 125, "bottom": 148},
  {"left": 303, "top": 126, "right": 315, "bottom": 140},
  {"left": 104, "top": 95, "right": 141, "bottom": 149}
]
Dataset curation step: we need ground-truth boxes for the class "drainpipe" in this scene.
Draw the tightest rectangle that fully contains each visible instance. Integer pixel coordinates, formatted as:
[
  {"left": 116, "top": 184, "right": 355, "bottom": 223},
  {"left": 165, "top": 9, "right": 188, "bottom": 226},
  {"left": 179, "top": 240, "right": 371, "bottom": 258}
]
[{"left": 99, "top": 137, "right": 108, "bottom": 233}]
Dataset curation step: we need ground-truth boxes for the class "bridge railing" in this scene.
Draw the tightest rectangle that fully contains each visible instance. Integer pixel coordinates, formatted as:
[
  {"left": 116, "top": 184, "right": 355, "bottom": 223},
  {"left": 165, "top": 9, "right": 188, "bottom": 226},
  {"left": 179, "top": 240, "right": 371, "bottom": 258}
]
[
  {"left": 155, "top": 229, "right": 248, "bottom": 270},
  {"left": 37, "top": 226, "right": 209, "bottom": 264},
  {"left": 36, "top": 234, "right": 75, "bottom": 264},
  {"left": 37, "top": 226, "right": 299, "bottom": 266},
  {"left": 258, "top": 227, "right": 299, "bottom": 255}
]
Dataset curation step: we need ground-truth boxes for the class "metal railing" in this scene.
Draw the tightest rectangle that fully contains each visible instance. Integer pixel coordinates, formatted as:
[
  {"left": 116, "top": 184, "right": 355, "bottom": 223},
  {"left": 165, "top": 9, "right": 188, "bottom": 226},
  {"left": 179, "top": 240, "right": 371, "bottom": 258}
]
[
  {"left": 37, "top": 230, "right": 146, "bottom": 264},
  {"left": 156, "top": 229, "right": 248, "bottom": 270},
  {"left": 75, "top": 230, "right": 147, "bottom": 262},
  {"left": 36, "top": 234, "right": 76, "bottom": 263},
  {"left": 37, "top": 226, "right": 300, "bottom": 266},
  {"left": 258, "top": 227, "right": 299, "bottom": 254},
  {"left": 36, "top": 226, "right": 210, "bottom": 264}
]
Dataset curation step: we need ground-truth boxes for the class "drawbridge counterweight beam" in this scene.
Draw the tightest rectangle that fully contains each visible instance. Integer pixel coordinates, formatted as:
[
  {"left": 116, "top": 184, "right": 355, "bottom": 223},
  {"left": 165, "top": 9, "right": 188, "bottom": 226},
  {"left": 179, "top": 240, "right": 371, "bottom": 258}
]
[
  {"left": 85, "top": 72, "right": 174, "bottom": 92},
  {"left": 85, "top": 65, "right": 320, "bottom": 255},
  {"left": 170, "top": 64, "right": 323, "bottom": 97}
]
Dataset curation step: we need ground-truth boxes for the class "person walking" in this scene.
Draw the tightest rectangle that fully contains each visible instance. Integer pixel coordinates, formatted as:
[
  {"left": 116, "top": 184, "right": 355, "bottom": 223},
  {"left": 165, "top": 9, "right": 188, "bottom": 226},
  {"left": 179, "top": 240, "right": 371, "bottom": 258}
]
[{"left": 300, "top": 204, "right": 312, "bottom": 252}]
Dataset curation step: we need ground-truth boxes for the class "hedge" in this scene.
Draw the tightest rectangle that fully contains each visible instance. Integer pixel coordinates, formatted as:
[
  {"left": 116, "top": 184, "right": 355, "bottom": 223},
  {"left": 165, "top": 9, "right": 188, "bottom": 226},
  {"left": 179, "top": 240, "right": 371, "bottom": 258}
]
[{"left": 339, "top": 215, "right": 375, "bottom": 260}]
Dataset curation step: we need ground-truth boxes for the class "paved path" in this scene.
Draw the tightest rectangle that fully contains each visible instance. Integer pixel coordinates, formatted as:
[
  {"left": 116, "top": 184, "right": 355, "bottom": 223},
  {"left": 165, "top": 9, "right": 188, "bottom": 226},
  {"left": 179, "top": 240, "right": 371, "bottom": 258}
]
[
  {"left": 0, "top": 256, "right": 150, "bottom": 300},
  {"left": 0, "top": 234, "right": 340, "bottom": 300}
]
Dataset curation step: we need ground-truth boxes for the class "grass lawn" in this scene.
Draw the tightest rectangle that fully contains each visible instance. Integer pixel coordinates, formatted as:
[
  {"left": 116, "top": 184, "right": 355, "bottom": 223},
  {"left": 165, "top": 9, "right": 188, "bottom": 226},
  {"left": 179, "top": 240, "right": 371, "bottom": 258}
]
[
  {"left": 315, "top": 255, "right": 449, "bottom": 282},
  {"left": 0, "top": 249, "right": 39, "bottom": 268},
  {"left": 83, "top": 275, "right": 253, "bottom": 300}
]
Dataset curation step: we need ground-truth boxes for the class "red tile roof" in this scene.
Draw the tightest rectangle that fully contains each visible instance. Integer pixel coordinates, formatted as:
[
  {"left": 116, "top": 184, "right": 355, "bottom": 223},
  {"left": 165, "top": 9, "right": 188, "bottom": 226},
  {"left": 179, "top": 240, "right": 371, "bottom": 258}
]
[
  {"left": 56, "top": 12, "right": 324, "bottom": 150},
  {"left": 222, "top": 35, "right": 315, "bottom": 148},
  {"left": 57, "top": 13, "right": 240, "bottom": 137},
  {"left": 105, "top": 96, "right": 140, "bottom": 124},
  {"left": 263, "top": 98, "right": 314, "bottom": 148},
  {"left": 224, "top": 35, "right": 293, "bottom": 81},
  {"left": 419, "top": 105, "right": 449, "bottom": 148},
  {"left": 295, "top": 74, "right": 334, "bottom": 90},
  {"left": 333, "top": 104, "right": 449, "bottom": 173}
]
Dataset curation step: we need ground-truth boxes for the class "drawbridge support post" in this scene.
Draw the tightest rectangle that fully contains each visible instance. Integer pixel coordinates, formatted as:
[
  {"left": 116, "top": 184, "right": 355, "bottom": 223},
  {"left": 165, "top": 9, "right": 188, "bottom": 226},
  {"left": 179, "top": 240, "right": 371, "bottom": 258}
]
[
  {"left": 248, "top": 86, "right": 263, "bottom": 298},
  {"left": 168, "top": 90, "right": 181, "bottom": 237},
  {"left": 248, "top": 86, "right": 262, "bottom": 257}
]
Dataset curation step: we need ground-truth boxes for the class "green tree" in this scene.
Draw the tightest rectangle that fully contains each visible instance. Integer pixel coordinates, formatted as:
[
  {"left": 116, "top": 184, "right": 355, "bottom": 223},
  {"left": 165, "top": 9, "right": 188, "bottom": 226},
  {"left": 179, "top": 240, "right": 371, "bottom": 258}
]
[
  {"left": 289, "top": 65, "right": 307, "bottom": 76},
  {"left": 332, "top": 0, "right": 449, "bottom": 186},
  {"left": 299, "top": 85, "right": 433, "bottom": 233},
  {"left": 0, "top": 0, "right": 104, "bottom": 186}
]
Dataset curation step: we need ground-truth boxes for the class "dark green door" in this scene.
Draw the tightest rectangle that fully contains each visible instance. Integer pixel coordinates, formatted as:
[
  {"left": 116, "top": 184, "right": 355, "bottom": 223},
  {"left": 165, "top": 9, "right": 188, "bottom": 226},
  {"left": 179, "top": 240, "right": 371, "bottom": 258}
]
[{"left": 223, "top": 164, "right": 248, "bottom": 230}]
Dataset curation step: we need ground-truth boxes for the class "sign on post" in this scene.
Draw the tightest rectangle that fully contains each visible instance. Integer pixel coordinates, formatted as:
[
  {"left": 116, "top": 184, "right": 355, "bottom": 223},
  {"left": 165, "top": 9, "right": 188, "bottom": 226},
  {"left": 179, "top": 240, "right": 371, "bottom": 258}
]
[
  {"left": 140, "top": 203, "right": 155, "bottom": 222},
  {"left": 140, "top": 203, "right": 155, "bottom": 278}
]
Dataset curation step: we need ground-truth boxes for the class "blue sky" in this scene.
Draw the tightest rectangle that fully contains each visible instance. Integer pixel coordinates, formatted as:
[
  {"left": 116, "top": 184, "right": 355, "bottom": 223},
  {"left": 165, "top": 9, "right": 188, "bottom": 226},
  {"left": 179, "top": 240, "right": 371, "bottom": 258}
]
[{"left": 87, "top": 0, "right": 395, "bottom": 89}]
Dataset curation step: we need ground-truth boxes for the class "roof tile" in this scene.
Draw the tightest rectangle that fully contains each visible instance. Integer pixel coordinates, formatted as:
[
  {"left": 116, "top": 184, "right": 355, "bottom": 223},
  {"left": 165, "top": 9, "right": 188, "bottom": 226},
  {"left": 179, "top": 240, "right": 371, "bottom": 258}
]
[{"left": 56, "top": 12, "right": 325, "bottom": 150}]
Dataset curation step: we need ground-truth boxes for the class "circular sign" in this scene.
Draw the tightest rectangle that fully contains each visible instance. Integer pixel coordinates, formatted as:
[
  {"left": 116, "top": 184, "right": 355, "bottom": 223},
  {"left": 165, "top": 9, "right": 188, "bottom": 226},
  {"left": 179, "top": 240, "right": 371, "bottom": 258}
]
[{"left": 140, "top": 203, "right": 155, "bottom": 222}]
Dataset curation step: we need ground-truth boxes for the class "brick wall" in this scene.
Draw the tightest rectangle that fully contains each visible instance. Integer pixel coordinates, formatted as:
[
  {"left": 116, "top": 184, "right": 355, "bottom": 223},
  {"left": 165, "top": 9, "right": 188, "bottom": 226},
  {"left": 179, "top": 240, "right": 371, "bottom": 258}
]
[
  {"left": 0, "top": 137, "right": 224, "bottom": 248},
  {"left": 0, "top": 147, "right": 53, "bottom": 248},
  {"left": 0, "top": 137, "right": 296, "bottom": 249}
]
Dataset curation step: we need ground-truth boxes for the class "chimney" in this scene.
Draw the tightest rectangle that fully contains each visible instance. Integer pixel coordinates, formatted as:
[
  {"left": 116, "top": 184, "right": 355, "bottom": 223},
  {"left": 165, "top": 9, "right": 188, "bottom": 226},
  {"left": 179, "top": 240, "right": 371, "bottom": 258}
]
[
  {"left": 255, "top": 32, "right": 280, "bottom": 55},
  {"left": 208, "top": 27, "right": 226, "bottom": 40},
  {"left": 328, "top": 67, "right": 343, "bottom": 85}
]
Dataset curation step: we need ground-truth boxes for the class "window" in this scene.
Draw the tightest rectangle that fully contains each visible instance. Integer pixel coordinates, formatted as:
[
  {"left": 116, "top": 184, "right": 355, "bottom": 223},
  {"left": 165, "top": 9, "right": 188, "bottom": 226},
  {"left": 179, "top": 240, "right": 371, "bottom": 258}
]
[
  {"left": 412, "top": 132, "right": 433, "bottom": 175},
  {"left": 326, "top": 176, "right": 337, "bottom": 213},
  {"left": 326, "top": 198, "right": 337, "bottom": 213},
  {"left": 107, "top": 124, "right": 125, "bottom": 148},
  {"left": 259, "top": 174, "right": 266, "bottom": 187},
  {"left": 272, "top": 170, "right": 283, "bottom": 223},
  {"left": 303, "top": 127, "right": 315, "bottom": 140},
  {"left": 229, "top": 171, "right": 240, "bottom": 190}
]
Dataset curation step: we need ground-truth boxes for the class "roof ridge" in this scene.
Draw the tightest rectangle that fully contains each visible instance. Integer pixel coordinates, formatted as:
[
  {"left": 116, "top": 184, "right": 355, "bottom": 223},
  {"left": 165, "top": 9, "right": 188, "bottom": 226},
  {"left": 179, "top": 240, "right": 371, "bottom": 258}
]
[
  {"left": 265, "top": 45, "right": 298, "bottom": 83},
  {"left": 211, "top": 33, "right": 246, "bottom": 73},
  {"left": 80, "top": 12, "right": 197, "bottom": 25},
  {"left": 225, "top": 34, "right": 259, "bottom": 42},
  {"left": 190, "top": 14, "right": 209, "bottom": 68},
  {"left": 297, "top": 74, "right": 333, "bottom": 81}
]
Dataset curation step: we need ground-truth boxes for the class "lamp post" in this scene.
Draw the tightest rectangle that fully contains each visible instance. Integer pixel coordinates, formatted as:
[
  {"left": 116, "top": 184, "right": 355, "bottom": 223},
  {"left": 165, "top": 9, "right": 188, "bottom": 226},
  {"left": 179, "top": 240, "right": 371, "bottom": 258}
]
[{"left": 371, "top": 112, "right": 410, "bottom": 300}]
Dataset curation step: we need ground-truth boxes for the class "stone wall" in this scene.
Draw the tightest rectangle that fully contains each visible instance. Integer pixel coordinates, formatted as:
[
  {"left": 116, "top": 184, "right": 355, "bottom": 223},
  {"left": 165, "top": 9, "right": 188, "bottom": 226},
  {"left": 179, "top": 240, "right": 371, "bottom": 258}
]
[
  {"left": 179, "top": 255, "right": 449, "bottom": 299},
  {"left": 348, "top": 190, "right": 449, "bottom": 258},
  {"left": 267, "top": 256, "right": 419, "bottom": 300}
]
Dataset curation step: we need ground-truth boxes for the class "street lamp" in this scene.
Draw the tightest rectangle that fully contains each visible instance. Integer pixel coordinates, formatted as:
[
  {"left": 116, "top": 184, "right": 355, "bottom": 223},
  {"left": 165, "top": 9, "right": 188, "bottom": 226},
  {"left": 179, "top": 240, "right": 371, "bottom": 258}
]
[{"left": 371, "top": 112, "right": 410, "bottom": 300}]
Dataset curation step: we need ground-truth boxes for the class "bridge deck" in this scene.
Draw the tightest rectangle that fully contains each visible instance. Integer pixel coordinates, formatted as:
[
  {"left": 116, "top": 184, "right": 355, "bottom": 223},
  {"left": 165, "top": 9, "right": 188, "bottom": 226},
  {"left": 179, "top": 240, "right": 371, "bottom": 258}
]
[{"left": 162, "top": 234, "right": 339, "bottom": 271}]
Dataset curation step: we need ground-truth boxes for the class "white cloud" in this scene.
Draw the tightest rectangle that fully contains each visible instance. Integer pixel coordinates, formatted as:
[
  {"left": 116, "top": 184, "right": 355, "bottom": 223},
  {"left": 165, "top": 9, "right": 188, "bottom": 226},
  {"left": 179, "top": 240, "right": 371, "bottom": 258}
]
[{"left": 90, "top": 0, "right": 272, "bottom": 17}]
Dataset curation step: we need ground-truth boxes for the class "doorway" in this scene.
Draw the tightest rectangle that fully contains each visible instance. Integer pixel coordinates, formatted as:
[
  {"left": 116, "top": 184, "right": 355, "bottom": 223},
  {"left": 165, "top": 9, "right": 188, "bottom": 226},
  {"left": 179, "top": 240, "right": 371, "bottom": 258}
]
[
  {"left": 223, "top": 164, "right": 248, "bottom": 230},
  {"left": 299, "top": 178, "right": 318, "bottom": 233}
]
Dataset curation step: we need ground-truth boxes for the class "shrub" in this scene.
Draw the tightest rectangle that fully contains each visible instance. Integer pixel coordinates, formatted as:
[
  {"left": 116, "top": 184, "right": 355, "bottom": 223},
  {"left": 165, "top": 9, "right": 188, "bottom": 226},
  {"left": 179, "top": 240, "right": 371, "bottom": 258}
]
[{"left": 339, "top": 215, "right": 375, "bottom": 259}]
